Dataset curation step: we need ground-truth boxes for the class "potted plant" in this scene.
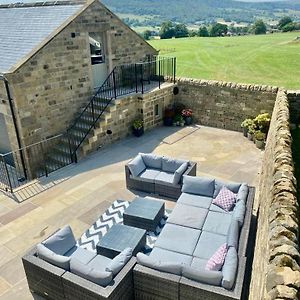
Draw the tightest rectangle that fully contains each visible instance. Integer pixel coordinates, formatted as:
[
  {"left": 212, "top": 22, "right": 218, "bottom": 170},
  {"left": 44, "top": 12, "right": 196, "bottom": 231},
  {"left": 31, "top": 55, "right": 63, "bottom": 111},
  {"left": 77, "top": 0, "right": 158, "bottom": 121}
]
[
  {"left": 241, "top": 118, "right": 253, "bottom": 137},
  {"left": 247, "top": 125, "right": 255, "bottom": 141},
  {"left": 254, "top": 113, "right": 271, "bottom": 135},
  {"left": 254, "top": 131, "right": 266, "bottom": 149},
  {"left": 132, "top": 119, "right": 144, "bottom": 137},
  {"left": 182, "top": 109, "right": 193, "bottom": 125},
  {"left": 163, "top": 106, "right": 175, "bottom": 126},
  {"left": 173, "top": 114, "right": 183, "bottom": 126}
]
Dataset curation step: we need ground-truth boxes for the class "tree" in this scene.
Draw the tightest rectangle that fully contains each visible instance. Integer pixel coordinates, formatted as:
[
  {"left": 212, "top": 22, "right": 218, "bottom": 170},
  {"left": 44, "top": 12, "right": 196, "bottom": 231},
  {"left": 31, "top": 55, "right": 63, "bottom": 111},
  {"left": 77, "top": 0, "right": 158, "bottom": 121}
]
[
  {"left": 143, "top": 30, "right": 152, "bottom": 40},
  {"left": 174, "top": 23, "right": 189, "bottom": 38},
  {"left": 160, "top": 21, "right": 175, "bottom": 39},
  {"left": 282, "top": 22, "right": 296, "bottom": 32},
  {"left": 210, "top": 23, "right": 228, "bottom": 37},
  {"left": 198, "top": 26, "right": 209, "bottom": 37},
  {"left": 252, "top": 20, "right": 267, "bottom": 35},
  {"left": 278, "top": 16, "right": 293, "bottom": 30}
]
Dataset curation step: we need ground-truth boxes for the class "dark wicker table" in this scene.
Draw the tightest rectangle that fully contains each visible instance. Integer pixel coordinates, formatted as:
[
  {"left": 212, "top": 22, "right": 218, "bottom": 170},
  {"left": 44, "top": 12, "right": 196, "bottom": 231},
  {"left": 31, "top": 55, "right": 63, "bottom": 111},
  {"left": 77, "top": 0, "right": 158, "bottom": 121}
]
[
  {"left": 123, "top": 197, "right": 165, "bottom": 231},
  {"left": 96, "top": 224, "right": 146, "bottom": 258}
]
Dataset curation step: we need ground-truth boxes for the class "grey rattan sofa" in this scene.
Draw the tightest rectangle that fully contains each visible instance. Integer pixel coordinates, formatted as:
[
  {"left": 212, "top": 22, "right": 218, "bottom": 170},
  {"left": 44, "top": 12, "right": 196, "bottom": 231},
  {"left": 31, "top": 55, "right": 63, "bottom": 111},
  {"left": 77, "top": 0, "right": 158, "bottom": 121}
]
[
  {"left": 125, "top": 153, "right": 197, "bottom": 199},
  {"left": 134, "top": 176, "right": 255, "bottom": 300},
  {"left": 22, "top": 226, "right": 136, "bottom": 300}
]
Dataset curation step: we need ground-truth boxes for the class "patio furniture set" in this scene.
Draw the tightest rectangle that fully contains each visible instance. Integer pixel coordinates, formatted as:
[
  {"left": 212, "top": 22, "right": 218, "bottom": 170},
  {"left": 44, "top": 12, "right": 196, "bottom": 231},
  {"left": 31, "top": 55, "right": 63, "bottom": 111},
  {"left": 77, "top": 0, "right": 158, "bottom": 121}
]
[{"left": 22, "top": 153, "right": 255, "bottom": 300}]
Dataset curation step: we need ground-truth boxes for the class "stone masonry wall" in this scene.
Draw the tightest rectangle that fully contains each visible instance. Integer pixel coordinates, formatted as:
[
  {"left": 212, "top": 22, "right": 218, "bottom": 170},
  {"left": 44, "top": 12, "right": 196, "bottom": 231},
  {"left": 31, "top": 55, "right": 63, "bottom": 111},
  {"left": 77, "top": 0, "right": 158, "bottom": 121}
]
[
  {"left": 288, "top": 91, "right": 300, "bottom": 125},
  {"left": 6, "top": 0, "right": 156, "bottom": 147},
  {"left": 81, "top": 84, "right": 174, "bottom": 156},
  {"left": 249, "top": 90, "right": 300, "bottom": 300},
  {"left": 174, "top": 78, "right": 277, "bottom": 131}
]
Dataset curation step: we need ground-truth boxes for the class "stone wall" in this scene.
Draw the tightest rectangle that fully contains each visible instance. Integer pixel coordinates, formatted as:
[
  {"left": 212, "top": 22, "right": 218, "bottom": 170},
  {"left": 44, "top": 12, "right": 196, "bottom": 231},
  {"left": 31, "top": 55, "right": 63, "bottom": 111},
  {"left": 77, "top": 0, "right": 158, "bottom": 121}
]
[
  {"left": 249, "top": 90, "right": 300, "bottom": 300},
  {"left": 81, "top": 84, "right": 174, "bottom": 156},
  {"left": 288, "top": 91, "right": 300, "bottom": 125},
  {"left": 174, "top": 78, "right": 277, "bottom": 131},
  {"left": 6, "top": 0, "right": 156, "bottom": 147}
]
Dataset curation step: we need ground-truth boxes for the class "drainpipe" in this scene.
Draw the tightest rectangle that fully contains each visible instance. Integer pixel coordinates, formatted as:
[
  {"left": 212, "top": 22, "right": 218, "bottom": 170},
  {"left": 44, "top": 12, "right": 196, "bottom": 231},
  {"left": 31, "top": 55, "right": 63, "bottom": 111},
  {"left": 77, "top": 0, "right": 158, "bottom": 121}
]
[{"left": 0, "top": 74, "right": 27, "bottom": 179}]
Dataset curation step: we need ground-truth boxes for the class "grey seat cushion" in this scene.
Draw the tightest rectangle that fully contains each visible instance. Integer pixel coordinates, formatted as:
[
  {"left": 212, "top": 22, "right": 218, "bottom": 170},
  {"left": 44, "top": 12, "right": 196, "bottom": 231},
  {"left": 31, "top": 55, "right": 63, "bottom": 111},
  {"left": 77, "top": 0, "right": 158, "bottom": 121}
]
[
  {"left": 70, "top": 258, "right": 113, "bottom": 287},
  {"left": 173, "top": 162, "right": 188, "bottom": 185},
  {"left": 222, "top": 247, "right": 238, "bottom": 290},
  {"left": 162, "top": 157, "right": 188, "bottom": 173},
  {"left": 137, "top": 252, "right": 184, "bottom": 275},
  {"left": 227, "top": 220, "right": 240, "bottom": 249},
  {"left": 106, "top": 247, "right": 132, "bottom": 275},
  {"left": 37, "top": 243, "right": 71, "bottom": 270},
  {"left": 191, "top": 257, "right": 208, "bottom": 270},
  {"left": 193, "top": 231, "right": 227, "bottom": 259},
  {"left": 167, "top": 204, "right": 208, "bottom": 230},
  {"left": 155, "top": 171, "right": 176, "bottom": 187},
  {"left": 65, "top": 246, "right": 96, "bottom": 265},
  {"left": 213, "top": 180, "right": 241, "bottom": 198},
  {"left": 150, "top": 247, "right": 193, "bottom": 265},
  {"left": 42, "top": 225, "right": 76, "bottom": 255},
  {"left": 128, "top": 154, "right": 146, "bottom": 177},
  {"left": 178, "top": 193, "right": 213, "bottom": 209},
  {"left": 140, "top": 153, "right": 163, "bottom": 169},
  {"left": 137, "top": 168, "right": 160, "bottom": 183},
  {"left": 232, "top": 200, "right": 246, "bottom": 226},
  {"left": 155, "top": 224, "right": 201, "bottom": 256},
  {"left": 182, "top": 175, "right": 215, "bottom": 197},
  {"left": 87, "top": 255, "right": 112, "bottom": 272},
  {"left": 203, "top": 211, "right": 232, "bottom": 236},
  {"left": 236, "top": 184, "right": 249, "bottom": 202},
  {"left": 182, "top": 266, "right": 223, "bottom": 286}
]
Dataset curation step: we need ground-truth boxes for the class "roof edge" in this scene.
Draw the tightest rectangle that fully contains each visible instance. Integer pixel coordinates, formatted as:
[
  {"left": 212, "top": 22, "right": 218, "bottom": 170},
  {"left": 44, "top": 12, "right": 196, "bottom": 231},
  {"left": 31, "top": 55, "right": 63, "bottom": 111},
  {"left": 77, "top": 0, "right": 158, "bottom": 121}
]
[{"left": 0, "top": 1, "right": 87, "bottom": 9}]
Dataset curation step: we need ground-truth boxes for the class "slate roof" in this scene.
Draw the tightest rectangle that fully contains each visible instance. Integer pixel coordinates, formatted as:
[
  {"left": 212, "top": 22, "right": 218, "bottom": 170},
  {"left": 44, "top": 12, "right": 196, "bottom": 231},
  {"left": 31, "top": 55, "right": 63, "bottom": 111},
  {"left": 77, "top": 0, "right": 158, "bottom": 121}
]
[{"left": 0, "top": 3, "right": 83, "bottom": 73}]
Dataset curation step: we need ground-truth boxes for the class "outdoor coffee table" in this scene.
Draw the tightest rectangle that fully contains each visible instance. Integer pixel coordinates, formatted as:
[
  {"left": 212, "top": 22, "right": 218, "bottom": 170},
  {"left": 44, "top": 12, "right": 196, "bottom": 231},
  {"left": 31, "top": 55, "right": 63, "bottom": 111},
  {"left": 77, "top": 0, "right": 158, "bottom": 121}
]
[
  {"left": 123, "top": 197, "right": 165, "bottom": 231},
  {"left": 96, "top": 224, "right": 146, "bottom": 258}
]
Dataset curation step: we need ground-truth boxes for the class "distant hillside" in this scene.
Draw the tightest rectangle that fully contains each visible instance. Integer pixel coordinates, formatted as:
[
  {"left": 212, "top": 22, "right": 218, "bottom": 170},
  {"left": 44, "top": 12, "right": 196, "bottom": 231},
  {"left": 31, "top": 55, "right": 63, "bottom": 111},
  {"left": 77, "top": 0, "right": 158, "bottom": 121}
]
[{"left": 102, "top": 0, "right": 300, "bottom": 24}]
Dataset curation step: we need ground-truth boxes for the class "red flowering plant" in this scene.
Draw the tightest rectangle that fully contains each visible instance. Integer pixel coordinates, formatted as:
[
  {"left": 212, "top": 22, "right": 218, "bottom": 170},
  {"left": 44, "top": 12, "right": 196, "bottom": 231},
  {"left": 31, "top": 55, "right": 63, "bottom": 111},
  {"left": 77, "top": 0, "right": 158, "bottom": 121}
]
[{"left": 182, "top": 109, "right": 193, "bottom": 117}]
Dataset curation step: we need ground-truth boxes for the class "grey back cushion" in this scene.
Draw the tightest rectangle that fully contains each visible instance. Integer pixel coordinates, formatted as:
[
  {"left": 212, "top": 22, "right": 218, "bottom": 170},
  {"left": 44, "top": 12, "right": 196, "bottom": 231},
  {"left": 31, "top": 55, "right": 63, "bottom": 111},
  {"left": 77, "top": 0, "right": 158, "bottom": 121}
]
[
  {"left": 227, "top": 220, "right": 240, "bottom": 249},
  {"left": 233, "top": 200, "right": 246, "bottom": 226},
  {"left": 236, "top": 184, "right": 249, "bottom": 202},
  {"left": 173, "top": 162, "right": 188, "bottom": 185},
  {"left": 182, "top": 175, "right": 215, "bottom": 197},
  {"left": 70, "top": 258, "right": 113, "bottom": 287},
  {"left": 213, "top": 180, "right": 241, "bottom": 198},
  {"left": 42, "top": 225, "right": 76, "bottom": 255},
  {"left": 140, "top": 153, "right": 162, "bottom": 169},
  {"left": 162, "top": 157, "right": 188, "bottom": 173},
  {"left": 106, "top": 247, "right": 132, "bottom": 276},
  {"left": 182, "top": 266, "right": 223, "bottom": 286},
  {"left": 222, "top": 247, "right": 238, "bottom": 290},
  {"left": 128, "top": 154, "right": 146, "bottom": 177},
  {"left": 37, "top": 243, "right": 71, "bottom": 270},
  {"left": 137, "top": 253, "right": 183, "bottom": 275}
]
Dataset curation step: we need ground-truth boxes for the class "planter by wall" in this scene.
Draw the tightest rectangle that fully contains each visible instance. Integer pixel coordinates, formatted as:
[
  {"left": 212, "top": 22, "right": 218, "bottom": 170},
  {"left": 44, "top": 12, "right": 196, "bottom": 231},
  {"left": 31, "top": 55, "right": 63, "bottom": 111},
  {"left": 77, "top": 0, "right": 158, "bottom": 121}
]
[{"left": 133, "top": 127, "right": 144, "bottom": 137}]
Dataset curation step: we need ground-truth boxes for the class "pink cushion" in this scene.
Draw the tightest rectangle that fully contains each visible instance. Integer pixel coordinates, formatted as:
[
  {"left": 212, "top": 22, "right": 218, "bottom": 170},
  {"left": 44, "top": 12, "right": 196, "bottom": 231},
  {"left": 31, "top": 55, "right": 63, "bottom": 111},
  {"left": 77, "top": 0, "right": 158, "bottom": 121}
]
[
  {"left": 205, "top": 243, "right": 228, "bottom": 271},
  {"left": 212, "top": 186, "right": 236, "bottom": 211}
]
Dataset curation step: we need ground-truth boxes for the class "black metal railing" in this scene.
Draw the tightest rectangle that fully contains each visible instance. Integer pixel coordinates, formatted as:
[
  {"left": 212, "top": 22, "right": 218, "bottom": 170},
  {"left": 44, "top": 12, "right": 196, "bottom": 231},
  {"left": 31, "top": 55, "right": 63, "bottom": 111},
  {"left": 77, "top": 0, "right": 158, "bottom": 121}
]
[
  {"left": 67, "top": 56, "right": 176, "bottom": 162},
  {"left": 0, "top": 134, "right": 72, "bottom": 193}
]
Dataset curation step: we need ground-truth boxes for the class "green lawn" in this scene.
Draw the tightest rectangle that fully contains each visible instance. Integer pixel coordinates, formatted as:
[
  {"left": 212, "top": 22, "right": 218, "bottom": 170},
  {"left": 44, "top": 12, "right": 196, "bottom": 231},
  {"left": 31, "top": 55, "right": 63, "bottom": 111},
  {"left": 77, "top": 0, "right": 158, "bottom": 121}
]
[{"left": 149, "top": 32, "right": 300, "bottom": 89}]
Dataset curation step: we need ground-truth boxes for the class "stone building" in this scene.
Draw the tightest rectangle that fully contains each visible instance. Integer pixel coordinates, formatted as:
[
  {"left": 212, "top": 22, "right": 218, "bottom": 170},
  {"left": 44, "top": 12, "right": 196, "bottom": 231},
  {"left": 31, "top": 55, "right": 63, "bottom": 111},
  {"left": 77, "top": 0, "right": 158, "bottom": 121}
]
[{"left": 0, "top": 0, "right": 157, "bottom": 155}]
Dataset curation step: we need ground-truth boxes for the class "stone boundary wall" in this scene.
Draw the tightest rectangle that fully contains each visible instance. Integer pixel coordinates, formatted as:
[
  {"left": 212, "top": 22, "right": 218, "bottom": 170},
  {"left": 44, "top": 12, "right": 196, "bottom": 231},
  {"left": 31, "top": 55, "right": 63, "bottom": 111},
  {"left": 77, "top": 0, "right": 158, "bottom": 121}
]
[
  {"left": 174, "top": 78, "right": 277, "bottom": 131},
  {"left": 288, "top": 91, "right": 300, "bottom": 125},
  {"left": 249, "top": 90, "right": 300, "bottom": 300}
]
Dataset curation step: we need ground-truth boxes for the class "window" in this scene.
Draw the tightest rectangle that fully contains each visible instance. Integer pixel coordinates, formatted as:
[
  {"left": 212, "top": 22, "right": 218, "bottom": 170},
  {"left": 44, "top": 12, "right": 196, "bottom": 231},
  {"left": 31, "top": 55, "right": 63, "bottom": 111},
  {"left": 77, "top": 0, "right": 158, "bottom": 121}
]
[
  {"left": 89, "top": 34, "right": 104, "bottom": 65},
  {"left": 155, "top": 104, "right": 159, "bottom": 116}
]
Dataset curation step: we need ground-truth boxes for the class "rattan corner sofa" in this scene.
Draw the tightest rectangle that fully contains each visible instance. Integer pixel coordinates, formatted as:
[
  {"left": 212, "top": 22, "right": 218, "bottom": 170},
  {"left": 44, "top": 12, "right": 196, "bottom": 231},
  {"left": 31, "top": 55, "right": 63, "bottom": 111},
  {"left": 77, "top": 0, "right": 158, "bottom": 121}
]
[
  {"left": 125, "top": 153, "right": 197, "bottom": 199},
  {"left": 22, "top": 226, "right": 136, "bottom": 300},
  {"left": 133, "top": 175, "right": 255, "bottom": 300}
]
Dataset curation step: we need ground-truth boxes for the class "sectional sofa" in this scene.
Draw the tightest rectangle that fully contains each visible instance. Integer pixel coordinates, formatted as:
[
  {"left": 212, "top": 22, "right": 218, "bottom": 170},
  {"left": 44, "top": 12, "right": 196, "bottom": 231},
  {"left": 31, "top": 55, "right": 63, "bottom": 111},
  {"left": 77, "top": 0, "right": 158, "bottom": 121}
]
[
  {"left": 125, "top": 153, "right": 197, "bottom": 199},
  {"left": 134, "top": 175, "right": 255, "bottom": 300},
  {"left": 22, "top": 226, "right": 136, "bottom": 300}
]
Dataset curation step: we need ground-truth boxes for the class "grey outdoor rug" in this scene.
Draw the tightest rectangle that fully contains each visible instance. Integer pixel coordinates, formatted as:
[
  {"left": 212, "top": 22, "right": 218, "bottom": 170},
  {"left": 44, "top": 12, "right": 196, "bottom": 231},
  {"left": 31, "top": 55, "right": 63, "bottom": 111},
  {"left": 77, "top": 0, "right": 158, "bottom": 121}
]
[{"left": 77, "top": 199, "right": 170, "bottom": 254}]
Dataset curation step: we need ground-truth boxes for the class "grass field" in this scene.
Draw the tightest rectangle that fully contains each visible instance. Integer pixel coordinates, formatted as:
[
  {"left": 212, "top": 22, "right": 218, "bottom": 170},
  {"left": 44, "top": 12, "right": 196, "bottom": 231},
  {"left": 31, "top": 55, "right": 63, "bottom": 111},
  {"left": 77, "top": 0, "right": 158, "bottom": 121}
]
[{"left": 149, "top": 32, "right": 300, "bottom": 89}]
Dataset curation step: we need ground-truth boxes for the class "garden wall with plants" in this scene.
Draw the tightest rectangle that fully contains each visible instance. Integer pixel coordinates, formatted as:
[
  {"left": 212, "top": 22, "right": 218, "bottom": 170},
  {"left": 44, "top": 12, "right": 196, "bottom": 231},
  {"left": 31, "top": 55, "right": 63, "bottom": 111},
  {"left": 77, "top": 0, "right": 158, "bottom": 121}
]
[
  {"left": 249, "top": 89, "right": 300, "bottom": 300},
  {"left": 173, "top": 78, "right": 277, "bottom": 131}
]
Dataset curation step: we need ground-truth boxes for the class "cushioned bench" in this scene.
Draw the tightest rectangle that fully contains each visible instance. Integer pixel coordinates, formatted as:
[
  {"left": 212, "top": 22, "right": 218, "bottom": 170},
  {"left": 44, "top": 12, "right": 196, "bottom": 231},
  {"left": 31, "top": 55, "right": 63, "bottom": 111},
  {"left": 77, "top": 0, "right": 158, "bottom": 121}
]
[
  {"left": 125, "top": 153, "right": 197, "bottom": 199},
  {"left": 134, "top": 175, "right": 255, "bottom": 300}
]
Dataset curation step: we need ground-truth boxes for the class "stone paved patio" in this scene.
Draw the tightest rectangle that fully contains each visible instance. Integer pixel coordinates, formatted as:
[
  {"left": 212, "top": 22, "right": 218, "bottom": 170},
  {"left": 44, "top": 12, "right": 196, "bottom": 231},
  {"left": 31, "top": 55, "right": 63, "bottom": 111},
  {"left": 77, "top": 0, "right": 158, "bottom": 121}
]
[{"left": 0, "top": 125, "right": 263, "bottom": 299}]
